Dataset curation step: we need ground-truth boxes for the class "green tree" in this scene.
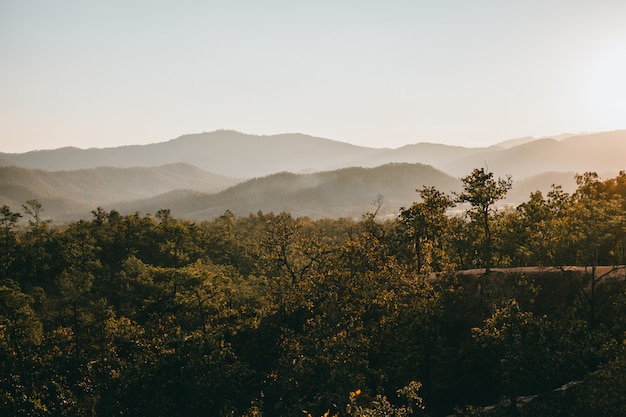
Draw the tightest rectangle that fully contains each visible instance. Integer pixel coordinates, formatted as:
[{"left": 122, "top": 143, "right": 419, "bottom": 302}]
[
  {"left": 566, "top": 172, "right": 625, "bottom": 329},
  {"left": 260, "top": 212, "right": 336, "bottom": 285},
  {"left": 472, "top": 299, "right": 548, "bottom": 416},
  {"left": 21, "top": 199, "right": 46, "bottom": 233},
  {"left": 15, "top": 199, "right": 57, "bottom": 289},
  {"left": 398, "top": 186, "right": 455, "bottom": 273},
  {"left": 575, "top": 341, "right": 626, "bottom": 417},
  {"left": 0, "top": 279, "right": 44, "bottom": 415},
  {"left": 456, "top": 168, "right": 512, "bottom": 273},
  {"left": 510, "top": 187, "right": 568, "bottom": 267},
  {"left": 0, "top": 205, "right": 21, "bottom": 276}
]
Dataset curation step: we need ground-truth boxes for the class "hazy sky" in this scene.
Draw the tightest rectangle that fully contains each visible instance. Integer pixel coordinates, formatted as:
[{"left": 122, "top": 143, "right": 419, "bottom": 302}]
[{"left": 2, "top": 1, "right": 626, "bottom": 153}]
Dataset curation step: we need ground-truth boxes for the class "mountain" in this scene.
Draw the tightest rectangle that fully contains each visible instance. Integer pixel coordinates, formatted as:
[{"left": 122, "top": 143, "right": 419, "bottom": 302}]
[
  {"left": 1, "top": 162, "right": 591, "bottom": 222},
  {"left": 2, "top": 130, "right": 624, "bottom": 182},
  {"left": 0, "top": 163, "right": 237, "bottom": 220},
  {"left": 494, "top": 132, "right": 584, "bottom": 148},
  {"left": 106, "top": 164, "right": 583, "bottom": 221},
  {"left": 3, "top": 129, "right": 626, "bottom": 221},
  {"left": 0, "top": 131, "right": 501, "bottom": 179},
  {"left": 349, "top": 142, "right": 491, "bottom": 168},
  {"left": 494, "top": 136, "right": 537, "bottom": 149},
  {"left": 0, "top": 131, "right": 382, "bottom": 178},
  {"left": 107, "top": 163, "right": 462, "bottom": 220},
  {"left": 438, "top": 130, "right": 626, "bottom": 179},
  {"left": 506, "top": 171, "right": 578, "bottom": 203}
]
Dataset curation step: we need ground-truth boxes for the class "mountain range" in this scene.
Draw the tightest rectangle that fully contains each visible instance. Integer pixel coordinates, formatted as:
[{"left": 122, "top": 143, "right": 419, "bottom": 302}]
[{"left": 0, "top": 129, "right": 623, "bottom": 221}]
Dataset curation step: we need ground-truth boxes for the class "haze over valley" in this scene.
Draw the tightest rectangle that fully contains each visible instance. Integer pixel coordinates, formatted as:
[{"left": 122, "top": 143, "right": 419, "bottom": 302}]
[{"left": 1, "top": 129, "right": 621, "bottom": 221}]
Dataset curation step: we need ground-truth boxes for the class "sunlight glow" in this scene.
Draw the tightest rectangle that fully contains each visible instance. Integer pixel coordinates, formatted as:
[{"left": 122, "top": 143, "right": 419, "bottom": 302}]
[{"left": 582, "top": 40, "right": 626, "bottom": 128}]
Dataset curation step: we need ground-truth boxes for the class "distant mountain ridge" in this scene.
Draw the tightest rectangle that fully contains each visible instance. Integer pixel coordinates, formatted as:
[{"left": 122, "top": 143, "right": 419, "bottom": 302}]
[
  {"left": 1, "top": 129, "right": 625, "bottom": 221},
  {"left": 0, "top": 163, "right": 238, "bottom": 219},
  {"left": 0, "top": 163, "right": 583, "bottom": 222},
  {"left": 1, "top": 129, "right": 624, "bottom": 180},
  {"left": 0, "top": 131, "right": 381, "bottom": 178},
  {"left": 109, "top": 163, "right": 463, "bottom": 220},
  {"left": 493, "top": 132, "right": 581, "bottom": 148},
  {"left": 440, "top": 130, "right": 626, "bottom": 178},
  {"left": 104, "top": 164, "right": 582, "bottom": 220}
]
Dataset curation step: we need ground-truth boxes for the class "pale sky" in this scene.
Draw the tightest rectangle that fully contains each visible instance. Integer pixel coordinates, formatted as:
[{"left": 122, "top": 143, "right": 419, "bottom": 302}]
[{"left": 1, "top": 0, "right": 626, "bottom": 153}]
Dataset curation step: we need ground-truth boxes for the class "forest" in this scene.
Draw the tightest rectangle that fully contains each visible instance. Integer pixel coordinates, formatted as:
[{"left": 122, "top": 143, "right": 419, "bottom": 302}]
[{"left": 2, "top": 168, "right": 626, "bottom": 416}]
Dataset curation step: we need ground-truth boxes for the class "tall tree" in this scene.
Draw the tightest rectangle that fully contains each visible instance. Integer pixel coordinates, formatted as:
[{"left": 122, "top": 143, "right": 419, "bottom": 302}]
[
  {"left": 456, "top": 168, "right": 512, "bottom": 273},
  {"left": 567, "top": 172, "right": 625, "bottom": 329},
  {"left": 0, "top": 205, "right": 21, "bottom": 276},
  {"left": 472, "top": 299, "right": 548, "bottom": 416},
  {"left": 260, "top": 212, "right": 335, "bottom": 285},
  {"left": 19, "top": 200, "right": 53, "bottom": 286},
  {"left": 398, "top": 186, "right": 455, "bottom": 273},
  {"left": 0, "top": 279, "right": 44, "bottom": 415}
]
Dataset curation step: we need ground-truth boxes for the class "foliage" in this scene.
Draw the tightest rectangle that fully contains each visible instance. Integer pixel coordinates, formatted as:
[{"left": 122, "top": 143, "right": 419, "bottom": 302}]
[
  {"left": 456, "top": 168, "right": 512, "bottom": 273},
  {"left": 398, "top": 186, "right": 456, "bottom": 274},
  {"left": 2, "top": 169, "right": 626, "bottom": 416},
  {"left": 575, "top": 342, "right": 626, "bottom": 417},
  {"left": 346, "top": 381, "right": 425, "bottom": 417}
]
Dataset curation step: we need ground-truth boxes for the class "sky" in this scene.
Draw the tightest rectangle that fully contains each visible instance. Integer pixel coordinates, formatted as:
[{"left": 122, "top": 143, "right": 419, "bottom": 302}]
[{"left": 1, "top": 0, "right": 626, "bottom": 153}]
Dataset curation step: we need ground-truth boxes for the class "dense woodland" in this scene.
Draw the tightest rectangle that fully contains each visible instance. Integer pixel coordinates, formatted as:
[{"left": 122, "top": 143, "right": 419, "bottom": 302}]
[{"left": 2, "top": 168, "right": 626, "bottom": 416}]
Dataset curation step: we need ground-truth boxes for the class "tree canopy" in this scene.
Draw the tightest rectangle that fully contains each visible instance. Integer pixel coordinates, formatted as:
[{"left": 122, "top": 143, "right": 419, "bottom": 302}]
[{"left": 1, "top": 169, "right": 626, "bottom": 416}]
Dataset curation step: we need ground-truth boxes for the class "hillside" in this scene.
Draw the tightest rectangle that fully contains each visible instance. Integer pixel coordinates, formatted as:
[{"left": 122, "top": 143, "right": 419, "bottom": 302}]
[
  {"left": 108, "top": 163, "right": 462, "bottom": 220},
  {"left": 0, "top": 131, "right": 381, "bottom": 178},
  {"left": 348, "top": 142, "right": 491, "bottom": 169},
  {"left": 2, "top": 162, "right": 589, "bottom": 222},
  {"left": 3, "top": 129, "right": 626, "bottom": 222},
  {"left": 0, "top": 163, "right": 237, "bottom": 220},
  {"left": 2, "top": 130, "right": 625, "bottom": 182},
  {"left": 506, "top": 171, "right": 578, "bottom": 203},
  {"left": 493, "top": 132, "right": 579, "bottom": 149},
  {"left": 439, "top": 130, "right": 626, "bottom": 178},
  {"left": 5, "top": 194, "right": 626, "bottom": 417},
  {"left": 105, "top": 163, "right": 581, "bottom": 221}
]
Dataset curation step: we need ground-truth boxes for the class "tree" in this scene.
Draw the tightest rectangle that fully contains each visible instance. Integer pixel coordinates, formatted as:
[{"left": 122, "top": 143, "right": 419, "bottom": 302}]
[
  {"left": 456, "top": 168, "right": 512, "bottom": 273},
  {"left": 260, "top": 212, "right": 336, "bottom": 286},
  {"left": 17, "top": 199, "right": 54, "bottom": 286},
  {"left": 472, "top": 299, "right": 548, "bottom": 416},
  {"left": 0, "top": 279, "right": 44, "bottom": 415},
  {"left": 566, "top": 172, "right": 625, "bottom": 329},
  {"left": 509, "top": 186, "right": 574, "bottom": 267},
  {"left": 346, "top": 381, "right": 425, "bottom": 417},
  {"left": 0, "top": 205, "right": 21, "bottom": 276},
  {"left": 576, "top": 342, "right": 626, "bottom": 417},
  {"left": 21, "top": 199, "right": 49, "bottom": 241},
  {"left": 399, "top": 186, "right": 455, "bottom": 274}
]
